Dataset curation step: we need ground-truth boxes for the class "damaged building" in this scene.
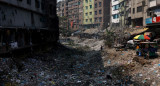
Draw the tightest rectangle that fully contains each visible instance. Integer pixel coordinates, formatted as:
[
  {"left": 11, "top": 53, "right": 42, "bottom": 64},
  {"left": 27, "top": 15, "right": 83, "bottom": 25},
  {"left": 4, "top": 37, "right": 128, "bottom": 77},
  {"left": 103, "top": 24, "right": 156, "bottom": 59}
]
[{"left": 0, "top": 0, "right": 59, "bottom": 54}]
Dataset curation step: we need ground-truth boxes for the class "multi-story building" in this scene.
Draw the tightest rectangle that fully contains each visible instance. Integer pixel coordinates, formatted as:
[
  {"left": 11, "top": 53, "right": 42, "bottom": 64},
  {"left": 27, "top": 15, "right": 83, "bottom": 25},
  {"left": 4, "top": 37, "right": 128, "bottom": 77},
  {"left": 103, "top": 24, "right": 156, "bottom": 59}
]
[
  {"left": 83, "top": 0, "right": 95, "bottom": 29},
  {"left": 57, "top": 0, "right": 68, "bottom": 17},
  {"left": 111, "top": 0, "right": 120, "bottom": 27},
  {"left": 0, "top": 0, "right": 59, "bottom": 52},
  {"left": 68, "top": 0, "right": 83, "bottom": 30},
  {"left": 83, "top": 0, "right": 111, "bottom": 29},
  {"left": 94, "top": 0, "right": 111, "bottom": 29},
  {"left": 119, "top": 0, "right": 132, "bottom": 28},
  {"left": 125, "top": 0, "right": 131, "bottom": 27},
  {"left": 145, "top": 0, "right": 160, "bottom": 30},
  {"left": 57, "top": 0, "right": 69, "bottom": 29},
  {"left": 147, "top": 0, "right": 160, "bottom": 17},
  {"left": 145, "top": 0, "right": 160, "bottom": 35},
  {"left": 119, "top": 0, "right": 125, "bottom": 27},
  {"left": 131, "top": 0, "right": 148, "bottom": 27},
  {"left": 57, "top": 0, "right": 111, "bottom": 30}
]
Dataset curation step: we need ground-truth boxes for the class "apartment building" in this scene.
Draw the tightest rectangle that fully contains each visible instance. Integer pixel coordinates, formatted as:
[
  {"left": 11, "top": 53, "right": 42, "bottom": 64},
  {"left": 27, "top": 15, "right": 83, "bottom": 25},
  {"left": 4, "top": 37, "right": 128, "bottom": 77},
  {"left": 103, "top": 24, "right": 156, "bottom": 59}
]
[
  {"left": 57, "top": 0, "right": 68, "bottom": 17},
  {"left": 119, "top": 0, "right": 125, "bottom": 27},
  {"left": 68, "top": 0, "right": 83, "bottom": 30},
  {"left": 94, "top": 0, "right": 111, "bottom": 29},
  {"left": 83, "top": 0, "right": 95, "bottom": 29},
  {"left": 57, "top": 0, "right": 69, "bottom": 29},
  {"left": 131, "top": 0, "right": 148, "bottom": 27},
  {"left": 118, "top": 0, "right": 132, "bottom": 27},
  {"left": 126, "top": 0, "right": 131, "bottom": 27},
  {"left": 57, "top": 0, "right": 111, "bottom": 30},
  {"left": 146, "top": 0, "right": 160, "bottom": 25},
  {"left": 111, "top": 0, "right": 120, "bottom": 27},
  {"left": 0, "top": 0, "right": 59, "bottom": 52}
]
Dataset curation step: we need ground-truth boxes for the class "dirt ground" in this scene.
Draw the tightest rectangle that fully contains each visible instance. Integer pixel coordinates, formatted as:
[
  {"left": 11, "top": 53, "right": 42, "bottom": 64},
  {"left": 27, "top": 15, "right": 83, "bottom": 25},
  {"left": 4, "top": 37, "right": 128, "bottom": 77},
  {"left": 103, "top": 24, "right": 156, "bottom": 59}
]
[
  {"left": 101, "top": 46, "right": 160, "bottom": 86},
  {"left": 1, "top": 35, "right": 160, "bottom": 86},
  {"left": 66, "top": 36, "right": 160, "bottom": 86}
]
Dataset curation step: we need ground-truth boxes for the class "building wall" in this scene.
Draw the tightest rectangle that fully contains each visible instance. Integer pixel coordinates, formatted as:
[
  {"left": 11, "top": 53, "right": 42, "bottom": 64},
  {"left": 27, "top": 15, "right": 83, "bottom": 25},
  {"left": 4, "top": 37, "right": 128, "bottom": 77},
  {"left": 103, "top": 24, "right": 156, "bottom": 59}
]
[
  {"left": 119, "top": 0, "right": 125, "bottom": 27},
  {"left": 126, "top": 0, "right": 131, "bottom": 27},
  {"left": 131, "top": 0, "right": 149, "bottom": 27},
  {"left": 79, "top": 0, "right": 83, "bottom": 28},
  {"left": 93, "top": 0, "right": 111, "bottom": 29},
  {"left": 83, "top": 0, "right": 94, "bottom": 25},
  {"left": 0, "top": 0, "right": 46, "bottom": 28},
  {"left": 94, "top": 0, "right": 103, "bottom": 28},
  {"left": 68, "top": 0, "right": 83, "bottom": 30},
  {"left": 0, "top": 0, "right": 43, "bottom": 13},
  {"left": 111, "top": 0, "right": 120, "bottom": 24},
  {"left": 103, "top": 0, "right": 111, "bottom": 29},
  {"left": 0, "top": 0, "right": 59, "bottom": 52}
]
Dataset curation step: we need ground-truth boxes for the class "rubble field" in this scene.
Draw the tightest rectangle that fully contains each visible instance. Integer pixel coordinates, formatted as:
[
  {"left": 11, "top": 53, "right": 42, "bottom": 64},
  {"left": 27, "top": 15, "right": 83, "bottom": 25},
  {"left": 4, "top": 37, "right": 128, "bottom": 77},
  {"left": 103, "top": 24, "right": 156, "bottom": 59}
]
[{"left": 0, "top": 37, "right": 160, "bottom": 86}]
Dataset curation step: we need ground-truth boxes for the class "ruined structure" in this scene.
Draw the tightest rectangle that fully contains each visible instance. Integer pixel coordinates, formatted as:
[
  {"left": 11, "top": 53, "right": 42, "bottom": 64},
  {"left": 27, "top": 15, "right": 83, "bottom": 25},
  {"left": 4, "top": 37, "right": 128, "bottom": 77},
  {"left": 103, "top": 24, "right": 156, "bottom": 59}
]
[{"left": 0, "top": 0, "right": 59, "bottom": 54}]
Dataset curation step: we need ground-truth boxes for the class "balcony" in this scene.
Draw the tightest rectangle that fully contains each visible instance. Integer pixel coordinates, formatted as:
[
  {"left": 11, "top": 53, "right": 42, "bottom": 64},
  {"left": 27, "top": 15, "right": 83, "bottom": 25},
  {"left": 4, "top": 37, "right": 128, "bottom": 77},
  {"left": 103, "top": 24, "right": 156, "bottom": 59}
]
[{"left": 148, "top": 0, "right": 160, "bottom": 8}]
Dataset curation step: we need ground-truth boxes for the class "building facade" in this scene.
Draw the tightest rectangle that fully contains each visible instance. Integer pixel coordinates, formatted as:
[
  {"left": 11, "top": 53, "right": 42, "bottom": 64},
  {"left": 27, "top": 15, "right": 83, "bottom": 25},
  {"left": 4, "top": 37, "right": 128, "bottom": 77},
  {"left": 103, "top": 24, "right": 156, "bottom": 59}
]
[
  {"left": 83, "top": 0, "right": 95, "bottom": 29},
  {"left": 131, "top": 0, "right": 149, "bottom": 27},
  {"left": 118, "top": 0, "right": 132, "bottom": 28},
  {"left": 111, "top": 0, "right": 120, "bottom": 27},
  {"left": 57, "top": 0, "right": 68, "bottom": 17},
  {"left": 0, "top": 0, "right": 59, "bottom": 52},
  {"left": 68, "top": 0, "right": 83, "bottom": 30},
  {"left": 125, "top": 0, "right": 131, "bottom": 27},
  {"left": 94, "top": 0, "right": 111, "bottom": 29},
  {"left": 57, "top": 0, "right": 69, "bottom": 29},
  {"left": 57, "top": 0, "right": 111, "bottom": 30}
]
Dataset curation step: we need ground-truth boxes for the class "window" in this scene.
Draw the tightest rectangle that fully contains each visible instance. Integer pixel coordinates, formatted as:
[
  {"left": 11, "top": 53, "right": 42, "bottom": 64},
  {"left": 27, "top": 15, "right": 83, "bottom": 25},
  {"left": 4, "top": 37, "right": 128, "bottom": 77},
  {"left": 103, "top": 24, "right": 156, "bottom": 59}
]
[
  {"left": 86, "top": 6, "right": 88, "bottom": 9},
  {"left": 85, "top": 13, "right": 88, "bottom": 16},
  {"left": 90, "top": 5, "right": 92, "bottom": 9},
  {"left": 41, "top": 2, "right": 44, "bottom": 10},
  {"left": 90, "top": 19, "right": 92, "bottom": 22},
  {"left": 99, "top": 17, "right": 102, "bottom": 22},
  {"left": 137, "top": 6, "right": 142, "bottom": 12},
  {"left": 113, "top": 14, "right": 119, "bottom": 19},
  {"left": 99, "top": 10, "right": 102, "bottom": 14},
  {"left": 113, "top": 4, "right": 119, "bottom": 10},
  {"left": 95, "top": 3, "right": 97, "bottom": 8},
  {"left": 90, "top": 12, "right": 92, "bottom": 15},
  {"left": 35, "top": 0, "right": 40, "bottom": 8},
  {"left": 85, "top": 0, "right": 88, "bottom": 3},
  {"left": 90, "top": 0, "right": 92, "bottom": 2},
  {"left": 95, "top": 11, "right": 97, "bottom": 15},
  {"left": 99, "top": 2, "right": 101, "bottom": 7},
  {"left": 86, "top": 19, "right": 88, "bottom": 22},
  {"left": 95, "top": 18, "right": 97, "bottom": 22},
  {"left": 133, "top": 8, "right": 135, "bottom": 14},
  {"left": 27, "top": 0, "right": 31, "bottom": 5}
]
